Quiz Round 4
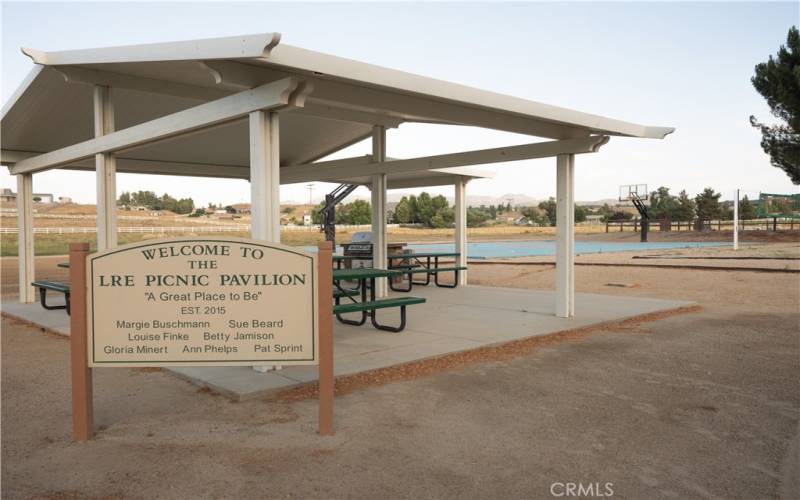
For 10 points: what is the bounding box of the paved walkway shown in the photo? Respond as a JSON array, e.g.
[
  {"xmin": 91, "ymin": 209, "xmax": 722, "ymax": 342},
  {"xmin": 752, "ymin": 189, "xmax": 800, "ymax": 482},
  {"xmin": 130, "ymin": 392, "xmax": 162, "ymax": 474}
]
[{"xmin": 1, "ymin": 286, "xmax": 690, "ymax": 400}]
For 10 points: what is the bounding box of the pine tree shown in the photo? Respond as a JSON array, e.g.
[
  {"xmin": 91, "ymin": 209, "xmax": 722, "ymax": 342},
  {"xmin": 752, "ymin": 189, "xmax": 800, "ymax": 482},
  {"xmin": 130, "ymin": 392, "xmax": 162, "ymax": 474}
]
[
  {"xmin": 751, "ymin": 26, "xmax": 800, "ymax": 184},
  {"xmin": 695, "ymin": 188, "xmax": 722, "ymax": 220},
  {"xmin": 739, "ymin": 195, "xmax": 757, "ymax": 220}
]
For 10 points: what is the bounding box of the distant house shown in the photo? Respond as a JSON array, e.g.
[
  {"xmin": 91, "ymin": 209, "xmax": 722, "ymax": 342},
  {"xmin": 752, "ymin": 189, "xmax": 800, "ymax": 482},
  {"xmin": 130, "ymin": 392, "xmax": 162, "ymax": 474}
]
[
  {"xmin": 57, "ymin": 196, "xmax": 73, "ymax": 204},
  {"xmin": 231, "ymin": 203, "xmax": 251, "ymax": 215},
  {"xmin": 0, "ymin": 189, "xmax": 15, "ymax": 203},
  {"xmin": 3, "ymin": 189, "xmax": 55, "ymax": 203},
  {"xmin": 32, "ymin": 193, "xmax": 54, "ymax": 203},
  {"xmin": 585, "ymin": 214, "xmax": 604, "ymax": 225}
]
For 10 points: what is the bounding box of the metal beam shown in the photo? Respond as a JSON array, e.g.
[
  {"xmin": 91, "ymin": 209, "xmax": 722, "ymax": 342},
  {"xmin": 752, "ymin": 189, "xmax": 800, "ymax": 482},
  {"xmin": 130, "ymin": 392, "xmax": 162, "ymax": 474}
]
[
  {"xmin": 286, "ymin": 104, "xmax": 403, "ymax": 128},
  {"xmin": 281, "ymin": 136, "xmax": 609, "ymax": 184},
  {"xmin": 9, "ymin": 78, "xmax": 307, "ymax": 175},
  {"xmin": 53, "ymin": 65, "xmax": 229, "ymax": 101},
  {"xmin": 3, "ymin": 151, "xmax": 251, "ymax": 179}
]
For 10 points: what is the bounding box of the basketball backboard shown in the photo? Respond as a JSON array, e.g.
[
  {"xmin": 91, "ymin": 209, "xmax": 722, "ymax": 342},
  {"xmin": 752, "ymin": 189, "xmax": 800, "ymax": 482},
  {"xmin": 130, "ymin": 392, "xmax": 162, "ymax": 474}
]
[{"xmin": 619, "ymin": 184, "xmax": 649, "ymax": 202}]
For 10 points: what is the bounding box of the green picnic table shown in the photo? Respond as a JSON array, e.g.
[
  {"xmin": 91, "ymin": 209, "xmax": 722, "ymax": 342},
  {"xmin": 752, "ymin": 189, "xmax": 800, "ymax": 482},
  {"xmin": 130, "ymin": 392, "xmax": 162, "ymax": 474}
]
[
  {"xmin": 387, "ymin": 252, "xmax": 466, "ymax": 291},
  {"xmin": 32, "ymin": 262, "xmax": 71, "ymax": 314},
  {"xmin": 332, "ymin": 267, "xmax": 424, "ymax": 332}
]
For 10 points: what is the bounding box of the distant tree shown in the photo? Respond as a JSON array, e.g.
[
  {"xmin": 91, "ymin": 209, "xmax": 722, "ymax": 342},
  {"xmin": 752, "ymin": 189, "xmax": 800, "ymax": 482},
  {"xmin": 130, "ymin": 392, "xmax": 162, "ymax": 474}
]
[
  {"xmin": 311, "ymin": 201, "xmax": 325, "ymax": 225},
  {"xmin": 720, "ymin": 204, "xmax": 734, "ymax": 221},
  {"xmin": 574, "ymin": 204, "xmax": 588, "ymax": 223},
  {"xmin": 118, "ymin": 192, "xmax": 131, "ymax": 206},
  {"xmin": 674, "ymin": 190, "xmax": 696, "ymax": 222},
  {"xmin": 467, "ymin": 206, "xmax": 491, "ymax": 227},
  {"xmin": 407, "ymin": 195, "xmax": 418, "ymax": 222},
  {"xmin": 432, "ymin": 195, "xmax": 449, "ymax": 212},
  {"xmin": 538, "ymin": 198, "xmax": 557, "ymax": 226},
  {"xmin": 281, "ymin": 206, "xmax": 293, "ymax": 214},
  {"xmin": 597, "ymin": 203, "xmax": 615, "ymax": 222},
  {"xmin": 609, "ymin": 211, "xmax": 633, "ymax": 221},
  {"xmin": 750, "ymin": 26, "xmax": 800, "ymax": 184},
  {"xmin": 649, "ymin": 186, "xmax": 679, "ymax": 220},
  {"xmin": 520, "ymin": 206, "xmax": 545, "ymax": 224},
  {"xmin": 130, "ymin": 190, "xmax": 159, "ymax": 208},
  {"xmin": 174, "ymin": 198, "xmax": 194, "ymax": 215},
  {"xmin": 346, "ymin": 199, "xmax": 372, "ymax": 225},
  {"xmin": 739, "ymin": 195, "xmax": 757, "ymax": 220},
  {"xmin": 415, "ymin": 193, "xmax": 435, "ymax": 226},
  {"xmin": 394, "ymin": 196, "xmax": 413, "ymax": 223},
  {"xmin": 695, "ymin": 188, "xmax": 722, "ymax": 220}
]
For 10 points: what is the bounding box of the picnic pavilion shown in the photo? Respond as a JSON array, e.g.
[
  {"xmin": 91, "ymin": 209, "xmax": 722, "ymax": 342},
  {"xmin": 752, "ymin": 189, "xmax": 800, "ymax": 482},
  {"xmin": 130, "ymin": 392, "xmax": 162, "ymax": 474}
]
[{"xmin": 1, "ymin": 33, "xmax": 673, "ymax": 321}]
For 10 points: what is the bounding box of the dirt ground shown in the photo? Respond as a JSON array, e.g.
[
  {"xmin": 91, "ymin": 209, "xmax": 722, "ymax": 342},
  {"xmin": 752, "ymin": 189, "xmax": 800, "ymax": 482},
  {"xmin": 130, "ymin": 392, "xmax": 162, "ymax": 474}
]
[{"xmin": 2, "ymin": 244, "xmax": 799, "ymax": 499}]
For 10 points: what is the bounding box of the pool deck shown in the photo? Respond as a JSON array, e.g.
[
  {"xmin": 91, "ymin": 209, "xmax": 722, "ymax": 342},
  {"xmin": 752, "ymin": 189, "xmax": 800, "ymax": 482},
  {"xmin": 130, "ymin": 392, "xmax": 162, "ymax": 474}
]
[{"xmin": 1, "ymin": 284, "xmax": 692, "ymax": 400}]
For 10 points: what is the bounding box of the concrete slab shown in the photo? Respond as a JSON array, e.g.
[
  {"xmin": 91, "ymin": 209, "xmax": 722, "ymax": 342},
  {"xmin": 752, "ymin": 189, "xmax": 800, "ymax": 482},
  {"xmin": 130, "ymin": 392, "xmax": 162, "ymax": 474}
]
[
  {"xmin": 1, "ymin": 297, "xmax": 70, "ymax": 334},
  {"xmin": 1, "ymin": 285, "xmax": 692, "ymax": 401}
]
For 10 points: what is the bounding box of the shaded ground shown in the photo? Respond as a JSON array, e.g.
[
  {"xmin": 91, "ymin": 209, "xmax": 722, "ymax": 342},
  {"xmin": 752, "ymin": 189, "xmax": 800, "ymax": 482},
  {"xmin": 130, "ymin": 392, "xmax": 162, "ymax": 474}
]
[{"xmin": 2, "ymin": 248, "xmax": 799, "ymax": 499}]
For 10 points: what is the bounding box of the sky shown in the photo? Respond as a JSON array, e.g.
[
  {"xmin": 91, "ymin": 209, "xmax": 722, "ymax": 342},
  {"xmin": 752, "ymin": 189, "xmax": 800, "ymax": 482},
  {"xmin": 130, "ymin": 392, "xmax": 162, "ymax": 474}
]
[{"xmin": 1, "ymin": 1, "xmax": 798, "ymax": 206}]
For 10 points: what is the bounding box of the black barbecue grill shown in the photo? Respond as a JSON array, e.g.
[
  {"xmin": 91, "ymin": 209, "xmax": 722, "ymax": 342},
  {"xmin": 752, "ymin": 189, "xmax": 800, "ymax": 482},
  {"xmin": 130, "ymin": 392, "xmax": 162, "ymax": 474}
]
[{"xmin": 341, "ymin": 232, "xmax": 374, "ymax": 269}]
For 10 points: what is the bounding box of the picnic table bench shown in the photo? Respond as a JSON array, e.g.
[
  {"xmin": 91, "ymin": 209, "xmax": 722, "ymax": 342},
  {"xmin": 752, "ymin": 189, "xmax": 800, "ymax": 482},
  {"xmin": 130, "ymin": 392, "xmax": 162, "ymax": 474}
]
[
  {"xmin": 387, "ymin": 252, "xmax": 466, "ymax": 292},
  {"xmin": 31, "ymin": 280, "xmax": 71, "ymax": 315},
  {"xmin": 333, "ymin": 267, "xmax": 425, "ymax": 332}
]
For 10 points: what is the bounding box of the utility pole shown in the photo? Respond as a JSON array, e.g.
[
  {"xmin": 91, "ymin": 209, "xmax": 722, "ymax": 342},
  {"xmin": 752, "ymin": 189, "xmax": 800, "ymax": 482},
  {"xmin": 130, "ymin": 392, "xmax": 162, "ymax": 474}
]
[
  {"xmin": 306, "ymin": 184, "xmax": 315, "ymax": 206},
  {"xmin": 734, "ymin": 189, "xmax": 739, "ymax": 250}
]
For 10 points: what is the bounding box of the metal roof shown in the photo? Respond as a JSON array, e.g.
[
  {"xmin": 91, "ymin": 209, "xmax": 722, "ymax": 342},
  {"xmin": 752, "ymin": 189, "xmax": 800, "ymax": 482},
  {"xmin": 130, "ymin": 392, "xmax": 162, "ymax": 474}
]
[{"xmin": 1, "ymin": 33, "xmax": 672, "ymax": 185}]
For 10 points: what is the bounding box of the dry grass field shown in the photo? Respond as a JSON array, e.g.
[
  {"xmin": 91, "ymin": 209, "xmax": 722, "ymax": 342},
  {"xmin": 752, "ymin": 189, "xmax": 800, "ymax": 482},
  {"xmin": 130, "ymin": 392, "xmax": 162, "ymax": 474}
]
[{"xmin": 2, "ymin": 203, "xmax": 798, "ymax": 256}]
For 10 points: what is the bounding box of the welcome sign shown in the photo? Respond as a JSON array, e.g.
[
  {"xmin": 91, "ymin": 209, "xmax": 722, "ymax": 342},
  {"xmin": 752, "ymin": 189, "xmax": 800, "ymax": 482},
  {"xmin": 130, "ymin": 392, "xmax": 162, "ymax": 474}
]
[{"xmin": 87, "ymin": 237, "xmax": 318, "ymax": 367}]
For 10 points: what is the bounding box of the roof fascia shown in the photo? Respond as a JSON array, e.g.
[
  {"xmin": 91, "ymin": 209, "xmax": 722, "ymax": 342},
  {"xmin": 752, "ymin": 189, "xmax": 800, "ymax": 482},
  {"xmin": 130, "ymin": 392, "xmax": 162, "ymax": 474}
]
[{"xmin": 21, "ymin": 33, "xmax": 281, "ymax": 66}]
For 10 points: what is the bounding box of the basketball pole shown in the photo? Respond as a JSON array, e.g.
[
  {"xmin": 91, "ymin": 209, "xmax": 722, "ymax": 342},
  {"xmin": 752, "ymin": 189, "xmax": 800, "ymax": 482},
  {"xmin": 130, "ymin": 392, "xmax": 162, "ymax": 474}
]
[{"xmin": 733, "ymin": 188, "xmax": 739, "ymax": 250}]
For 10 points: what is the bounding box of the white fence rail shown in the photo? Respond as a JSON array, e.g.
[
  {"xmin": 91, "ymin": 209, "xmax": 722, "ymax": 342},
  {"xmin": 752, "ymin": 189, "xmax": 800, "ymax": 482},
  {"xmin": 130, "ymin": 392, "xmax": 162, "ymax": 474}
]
[
  {"xmin": 0, "ymin": 223, "xmax": 398, "ymax": 234},
  {"xmin": 0, "ymin": 226, "xmax": 249, "ymax": 235}
]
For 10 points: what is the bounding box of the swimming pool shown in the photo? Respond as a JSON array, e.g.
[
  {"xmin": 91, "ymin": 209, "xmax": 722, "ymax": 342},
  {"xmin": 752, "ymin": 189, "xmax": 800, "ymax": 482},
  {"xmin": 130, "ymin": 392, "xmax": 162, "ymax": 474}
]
[
  {"xmin": 406, "ymin": 241, "xmax": 728, "ymax": 259},
  {"xmin": 315, "ymin": 240, "xmax": 728, "ymax": 259}
]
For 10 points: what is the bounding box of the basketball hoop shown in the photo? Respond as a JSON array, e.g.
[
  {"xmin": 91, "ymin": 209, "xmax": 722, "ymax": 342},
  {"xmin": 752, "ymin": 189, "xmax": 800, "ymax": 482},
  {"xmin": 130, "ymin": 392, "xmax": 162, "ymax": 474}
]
[{"xmin": 619, "ymin": 184, "xmax": 648, "ymax": 202}]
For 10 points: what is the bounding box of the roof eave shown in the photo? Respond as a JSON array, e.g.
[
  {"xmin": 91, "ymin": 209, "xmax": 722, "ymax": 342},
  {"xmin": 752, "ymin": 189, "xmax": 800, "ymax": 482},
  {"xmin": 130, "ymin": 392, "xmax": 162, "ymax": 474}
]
[{"xmin": 20, "ymin": 32, "xmax": 282, "ymax": 66}]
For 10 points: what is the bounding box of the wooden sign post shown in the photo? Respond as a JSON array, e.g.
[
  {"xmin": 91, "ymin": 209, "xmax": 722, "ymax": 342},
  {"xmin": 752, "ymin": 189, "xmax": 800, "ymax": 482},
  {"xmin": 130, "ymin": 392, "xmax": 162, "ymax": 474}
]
[
  {"xmin": 317, "ymin": 241, "xmax": 334, "ymax": 436},
  {"xmin": 69, "ymin": 242, "xmax": 93, "ymax": 441},
  {"xmin": 67, "ymin": 237, "xmax": 334, "ymax": 441}
]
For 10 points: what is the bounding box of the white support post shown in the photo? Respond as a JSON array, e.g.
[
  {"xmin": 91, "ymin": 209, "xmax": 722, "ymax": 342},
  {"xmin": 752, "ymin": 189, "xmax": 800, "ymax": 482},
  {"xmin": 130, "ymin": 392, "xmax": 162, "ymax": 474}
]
[
  {"xmin": 454, "ymin": 177, "xmax": 468, "ymax": 285},
  {"xmin": 371, "ymin": 126, "xmax": 388, "ymax": 297},
  {"xmin": 94, "ymin": 86, "xmax": 117, "ymax": 250},
  {"xmin": 555, "ymin": 154, "xmax": 575, "ymax": 318},
  {"xmin": 249, "ymin": 111, "xmax": 281, "ymax": 242},
  {"xmin": 16, "ymin": 174, "xmax": 34, "ymax": 303},
  {"xmin": 733, "ymin": 189, "xmax": 739, "ymax": 250},
  {"xmin": 568, "ymin": 156, "xmax": 575, "ymax": 316},
  {"xmin": 249, "ymin": 110, "xmax": 281, "ymax": 373}
]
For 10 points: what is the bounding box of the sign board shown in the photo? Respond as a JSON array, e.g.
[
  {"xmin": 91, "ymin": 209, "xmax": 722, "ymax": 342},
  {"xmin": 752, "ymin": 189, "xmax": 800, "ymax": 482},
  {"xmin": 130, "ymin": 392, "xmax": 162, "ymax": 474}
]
[{"xmin": 87, "ymin": 237, "xmax": 318, "ymax": 367}]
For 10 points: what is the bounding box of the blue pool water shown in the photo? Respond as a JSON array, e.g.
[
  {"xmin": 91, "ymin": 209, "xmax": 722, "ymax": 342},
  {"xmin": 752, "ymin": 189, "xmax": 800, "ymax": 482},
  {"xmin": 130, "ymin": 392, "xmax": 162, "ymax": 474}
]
[
  {"xmin": 312, "ymin": 240, "xmax": 728, "ymax": 259},
  {"xmin": 405, "ymin": 241, "xmax": 728, "ymax": 259}
]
